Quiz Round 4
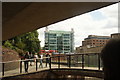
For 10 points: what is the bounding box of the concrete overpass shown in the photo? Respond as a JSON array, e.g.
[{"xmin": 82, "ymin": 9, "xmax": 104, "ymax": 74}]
[{"xmin": 2, "ymin": 2, "xmax": 118, "ymax": 41}]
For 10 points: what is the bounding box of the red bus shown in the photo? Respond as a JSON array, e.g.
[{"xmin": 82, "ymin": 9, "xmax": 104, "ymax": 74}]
[{"xmin": 40, "ymin": 50, "xmax": 57, "ymax": 55}]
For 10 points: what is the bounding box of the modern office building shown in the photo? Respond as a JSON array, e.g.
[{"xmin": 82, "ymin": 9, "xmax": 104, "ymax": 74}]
[
  {"xmin": 44, "ymin": 27, "xmax": 74, "ymax": 54},
  {"xmin": 82, "ymin": 35, "xmax": 111, "ymax": 48}
]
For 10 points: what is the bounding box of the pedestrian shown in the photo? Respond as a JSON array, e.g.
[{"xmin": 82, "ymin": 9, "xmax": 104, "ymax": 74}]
[
  {"xmin": 46, "ymin": 53, "xmax": 50, "ymax": 67},
  {"xmin": 34, "ymin": 53, "xmax": 39, "ymax": 64},
  {"xmin": 39, "ymin": 53, "xmax": 43, "ymax": 68},
  {"xmin": 29, "ymin": 52, "xmax": 34, "ymax": 66},
  {"xmin": 24, "ymin": 51, "xmax": 30, "ymax": 73}
]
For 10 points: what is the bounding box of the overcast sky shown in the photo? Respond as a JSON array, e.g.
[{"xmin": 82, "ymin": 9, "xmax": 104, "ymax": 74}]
[{"xmin": 37, "ymin": 3, "xmax": 118, "ymax": 48}]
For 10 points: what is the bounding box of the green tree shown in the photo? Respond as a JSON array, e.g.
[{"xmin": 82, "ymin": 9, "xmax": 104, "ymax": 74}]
[
  {"xmin": 3, "ymin": 40, "xmax": 13, "ymax": 49},
  {"xmin": 16, "ymin": 41, "xmax": 26, "ymax": 50},
  {"xmin": 2, "ymin": 30, "xmax": 41, "ymax": 53},
  {"xmin": 23, "ymin": 31, "xmax": 40, "ymax": 53}
]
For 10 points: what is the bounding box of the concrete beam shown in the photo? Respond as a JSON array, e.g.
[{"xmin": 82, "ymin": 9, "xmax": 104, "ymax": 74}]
[{"xmin": 2, "ymin": 2, "xmax": 116, "ymax": 41}]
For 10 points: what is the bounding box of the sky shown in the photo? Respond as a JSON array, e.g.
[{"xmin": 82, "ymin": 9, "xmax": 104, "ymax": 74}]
[{"xmin": 37, "ymin": 3, "xmax": 118, "ymax": 48}]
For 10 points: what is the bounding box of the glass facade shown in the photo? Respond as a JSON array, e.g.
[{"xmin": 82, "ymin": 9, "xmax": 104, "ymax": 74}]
[{"xmin": 45, "ymin": 30, "xmax": 74, "ymax": 54}]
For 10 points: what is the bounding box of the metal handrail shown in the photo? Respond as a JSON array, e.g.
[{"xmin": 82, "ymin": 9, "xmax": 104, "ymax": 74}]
[
  {"xmin": 0, "ymin": 53, "xmax": 100, "ymax": 63},
  {"xmin": 1, "ymin": 53, "xmax": 102, "ymax": 77},
  {"xmin": 0, "ymin": 57, "xmax": 50, "ymax": 64}
]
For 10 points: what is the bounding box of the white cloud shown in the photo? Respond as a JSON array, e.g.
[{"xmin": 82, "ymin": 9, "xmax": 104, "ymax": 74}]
[
  {"xmin": 100, "ymin": 3, "xmax": 118, "ymax": 18},
  {"xmin": 37, "ymin": 27, "xmax": 46, "ymax": 47},
  {"xmin": 99, "ymin": 3, "xmax": 118, "ymax": 28},
  {"xmin": 38, "ymin": 3, "xmax": 118, "ymax": 48}
]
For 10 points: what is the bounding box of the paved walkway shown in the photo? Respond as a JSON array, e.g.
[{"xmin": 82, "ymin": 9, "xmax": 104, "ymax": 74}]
[
  {"xmin": 0, "ymin": 62, "xmax": 50, "ymax": 78},
  {"xmin": 0, "ymin": 62, "xmax": 102, "ymax": 78}
]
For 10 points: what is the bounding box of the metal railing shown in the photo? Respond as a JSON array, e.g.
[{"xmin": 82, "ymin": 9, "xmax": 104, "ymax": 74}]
[
  {"xmin": 0, "ymin": 57, "xmax": 50, "ymax": 77},
  {"xmin": 50, "ymin": 53, "xmax": 102, "ymax": 70},
  {"xmin": 0, "ymin": 53, "xmax": 103, "ymax": 77}
]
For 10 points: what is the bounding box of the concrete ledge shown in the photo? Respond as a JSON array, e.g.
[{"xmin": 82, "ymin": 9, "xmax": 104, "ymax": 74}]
[{"xmin": 1, "ymin": 68, "xmax": 103, "ymax": 80}]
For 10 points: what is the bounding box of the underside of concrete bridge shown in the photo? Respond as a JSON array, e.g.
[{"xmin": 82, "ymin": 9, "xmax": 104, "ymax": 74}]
[{"xmin": 2, "ymin": 2, "xmax": 117, "ymax": 41}]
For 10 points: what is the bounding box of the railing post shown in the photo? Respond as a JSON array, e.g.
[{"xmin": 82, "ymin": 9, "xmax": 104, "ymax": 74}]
[
  {"xmin": 68, "ymin": 55, "xmax": 71, "ymax": 68},
  {"xmin": 2, "ymin": 63, "xmax": 4, "ymax": 76},
  {"xmin": 88, "ymin": 54, "xmax": 90, "ymax": 67},
  {"xmin": 20, "ymin": 60, "xmax": 22, "ymax": 73},
  {"xmin": 49, "ymin": 57, "xmax": 51, "ymax": 69},
  {"xmin": 36, "ymin": 59, "xmax": 38, "ymax": 71},
  {"xmin": 98, "ymin": 53, "xmax": 101, "ymax": 70},
  {"xmin": 82, "ymin": 54, "xmax": 84, "ymax": 69},
  {"xmin": 46, "ymin": 57, "xmax": 47, "ymax": 67},
  {"xmin": 58, "ymin": 56, "xmax": 60, "ymax": 68}
]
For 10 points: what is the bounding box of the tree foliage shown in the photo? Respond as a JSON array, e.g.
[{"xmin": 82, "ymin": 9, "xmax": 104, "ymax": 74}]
[
  {"xmin": 2, "ymin": 30, "xmax": 41, "ymax": 53},
  {"xmin": 3, "ymin": 40, "xmax": 13, "ymax": 49}
]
